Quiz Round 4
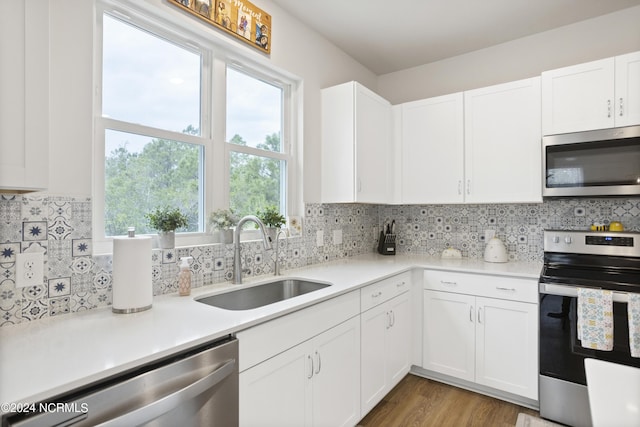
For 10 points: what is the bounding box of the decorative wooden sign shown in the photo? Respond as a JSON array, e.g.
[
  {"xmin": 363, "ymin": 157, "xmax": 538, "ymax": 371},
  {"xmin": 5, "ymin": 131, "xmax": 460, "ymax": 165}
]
[{"xmin": 169, "ymin": 0, "xmax": 271, "ymax": 54}]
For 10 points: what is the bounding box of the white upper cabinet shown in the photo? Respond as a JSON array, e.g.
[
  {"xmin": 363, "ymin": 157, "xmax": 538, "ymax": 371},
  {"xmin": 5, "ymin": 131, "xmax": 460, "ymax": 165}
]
[
  {"xmin": 464, "ymin": 77, "xmax": 542, "ymax": 204},
  {"xmin": 400, "ymin": 93, "xmax": 464, "ymax": 204},
  {"xmin": 542, "ymin": 51, "xmax": 640, "ymax": 135},
  {"xmin": 321, "ymin": 82, "xmax": 392, "ymax": 203},
  {"xmin": 397, "ymin": 78, "xmax": 541, "ymax": 204},
  {"xmin": 615, "ymin": 51, "xmax": 640, "ymax": 128},
  {"xmin": 0, "ymin": 0, "xmax": 49, "ymax": 193}
]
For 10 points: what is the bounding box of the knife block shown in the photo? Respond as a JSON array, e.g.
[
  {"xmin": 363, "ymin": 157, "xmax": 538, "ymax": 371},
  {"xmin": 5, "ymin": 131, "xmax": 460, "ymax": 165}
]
[{"xmin": 377, "ymin": 231, "xmax": 396, "ymax": 255}]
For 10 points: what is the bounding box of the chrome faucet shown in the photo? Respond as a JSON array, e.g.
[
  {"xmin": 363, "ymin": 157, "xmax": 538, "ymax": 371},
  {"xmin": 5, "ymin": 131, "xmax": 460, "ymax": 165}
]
[
  {"xmin": 233, "ymin": 215, "xmax": 272, "ymax": 284},
  {"xmin": 274, "ymin": 229, "xmax": 288, "ymax": 276}
]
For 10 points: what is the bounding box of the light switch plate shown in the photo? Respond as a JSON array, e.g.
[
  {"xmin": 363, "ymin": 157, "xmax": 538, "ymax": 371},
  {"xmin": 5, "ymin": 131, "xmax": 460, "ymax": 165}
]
[
  {"xmin": 16, "ymin": 252, "xmax": 44, "ymax": 288},
  {"xmin": 316, "ymin": 230, "xmax": 324, "ymax": 247},
  {"xmin": 333, "ymin": 229, "xmax": 343, "ymax": 245}
]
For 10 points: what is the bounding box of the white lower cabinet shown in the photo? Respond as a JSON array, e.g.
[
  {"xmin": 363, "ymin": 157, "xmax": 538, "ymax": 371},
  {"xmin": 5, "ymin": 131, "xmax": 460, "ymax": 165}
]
[
  {"xmin": 237, "ymin": 291, "xmax": 360, "ymax": 427},
  {"xmin": 239, "ymin": 313, "xmax": 360, "ymax": 427},
  {"xmin": 360, "ymin": 272, "xmax": 412, "ymax": 417},
  {"xmin": 422, "ymin": 271, "xmax": 538, "ymax": 401}
]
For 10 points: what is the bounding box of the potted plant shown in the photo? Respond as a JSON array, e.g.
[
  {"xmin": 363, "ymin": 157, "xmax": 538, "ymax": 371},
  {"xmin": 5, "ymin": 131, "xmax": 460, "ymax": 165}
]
[
  {"xmin": 145, "ymin": 206, "xmax": 189, "ymax": 249},
  {"xmin": 208, "ymin": 209, "xmax": 238, "ymax": 244},
  {"xmin": 257, "ymin": 205, "xmax": 286, "ymax": 241}
]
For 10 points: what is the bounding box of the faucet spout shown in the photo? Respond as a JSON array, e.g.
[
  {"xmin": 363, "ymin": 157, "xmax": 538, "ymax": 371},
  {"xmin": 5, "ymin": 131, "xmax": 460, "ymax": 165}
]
[{"xmin": 233, "ymin": 215, "xmax": 272, "ymax": 284}]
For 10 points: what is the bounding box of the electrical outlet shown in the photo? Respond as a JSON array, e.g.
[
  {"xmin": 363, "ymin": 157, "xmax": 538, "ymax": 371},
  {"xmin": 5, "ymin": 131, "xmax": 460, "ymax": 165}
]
[
  {"xmin": 316, "ymin": 230, "xmax": 324, "ymax": 247},
  {"xmin": 16, "ymin": 252, "xmax": 44, "ymax": 288},
  {"xmin": 333, "ymin": 229, "xmax": 343, "ymax": 245}
]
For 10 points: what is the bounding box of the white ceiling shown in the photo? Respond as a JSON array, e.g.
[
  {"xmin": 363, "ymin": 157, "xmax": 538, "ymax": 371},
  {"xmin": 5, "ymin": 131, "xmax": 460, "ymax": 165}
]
[{"xmin": 270, "ymin": 0, "xmax": 640, "ymax": 75}]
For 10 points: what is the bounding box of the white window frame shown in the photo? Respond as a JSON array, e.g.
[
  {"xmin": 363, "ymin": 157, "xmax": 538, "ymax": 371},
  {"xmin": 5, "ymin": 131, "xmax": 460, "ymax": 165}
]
[{"xmin": 93, "ymin": 0, "xmax": 301, "ymax": 255}]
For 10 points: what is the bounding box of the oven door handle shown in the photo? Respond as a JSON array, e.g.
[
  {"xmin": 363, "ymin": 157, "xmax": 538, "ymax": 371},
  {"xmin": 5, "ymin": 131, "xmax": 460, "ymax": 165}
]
[{"xmin": 540, "ymin": 282, "xmax": 629, "ymax": 303}]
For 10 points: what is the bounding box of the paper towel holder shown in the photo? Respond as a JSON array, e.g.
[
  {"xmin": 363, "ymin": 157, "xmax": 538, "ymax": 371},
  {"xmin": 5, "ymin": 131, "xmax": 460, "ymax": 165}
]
[{"xmin": 112, "ymin": 227, "xmax": 153, "ymax": 314}]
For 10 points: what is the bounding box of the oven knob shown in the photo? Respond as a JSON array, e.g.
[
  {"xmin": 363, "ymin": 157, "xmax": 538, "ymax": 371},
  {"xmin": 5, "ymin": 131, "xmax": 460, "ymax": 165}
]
[
  {"xmin": 564, "ymin": 236, "xmax": 572, "ymax": 244},
  {"xmin": 552, "ymin": 236, "xmax": 560, "ymax": 244}
]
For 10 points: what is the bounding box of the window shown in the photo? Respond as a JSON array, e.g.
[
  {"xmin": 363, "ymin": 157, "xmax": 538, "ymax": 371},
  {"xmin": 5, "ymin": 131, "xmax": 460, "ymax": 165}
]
[
  {"xmin": 226, "ymin": 68, "xmax": 288, "ymax": 218},
  {"xmin": 94, "ymin": 4, "xmax": 297, "ymax": 251}
]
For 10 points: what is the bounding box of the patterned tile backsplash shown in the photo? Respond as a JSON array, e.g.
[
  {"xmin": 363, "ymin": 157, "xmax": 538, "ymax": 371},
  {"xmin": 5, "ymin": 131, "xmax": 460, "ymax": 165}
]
[{"xmin": 1, "ymin": 194, "xmax": 640, "ymax": 327}]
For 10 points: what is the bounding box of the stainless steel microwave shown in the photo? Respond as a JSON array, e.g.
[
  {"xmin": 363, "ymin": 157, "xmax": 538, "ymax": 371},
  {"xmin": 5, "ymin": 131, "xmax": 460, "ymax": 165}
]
[{"xmin": 543, "ymin": 125, "xmax": 640, "ymax": 197}]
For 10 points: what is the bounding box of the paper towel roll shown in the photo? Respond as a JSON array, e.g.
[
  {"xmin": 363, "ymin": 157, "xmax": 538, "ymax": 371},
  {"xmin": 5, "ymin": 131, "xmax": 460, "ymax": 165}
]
[{"xmin": 112, "ymin": 235, "xmax": 152, "ymax": 314}]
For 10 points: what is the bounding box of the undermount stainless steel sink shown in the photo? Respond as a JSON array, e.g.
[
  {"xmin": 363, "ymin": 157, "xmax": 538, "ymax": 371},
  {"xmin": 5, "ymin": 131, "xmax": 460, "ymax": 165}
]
[{"xmin": 196, "ymin": 279, "xmax": 331, "ymax": 310}]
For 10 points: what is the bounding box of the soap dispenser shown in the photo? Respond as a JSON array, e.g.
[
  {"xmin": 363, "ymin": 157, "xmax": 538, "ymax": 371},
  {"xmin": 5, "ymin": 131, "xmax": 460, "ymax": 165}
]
[{"xmin": 178, "ymin": 256, "xmax": 193, "ymax": 296}]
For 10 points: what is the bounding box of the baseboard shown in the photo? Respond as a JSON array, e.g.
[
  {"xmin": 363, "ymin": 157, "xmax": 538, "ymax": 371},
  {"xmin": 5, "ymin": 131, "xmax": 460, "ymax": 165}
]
[{"xmin": 410, "ymin": 366, "xmax": 540, "ymax": 411}]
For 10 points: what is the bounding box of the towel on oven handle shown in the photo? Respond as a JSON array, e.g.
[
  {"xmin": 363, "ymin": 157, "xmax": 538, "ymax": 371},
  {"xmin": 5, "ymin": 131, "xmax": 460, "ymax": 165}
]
[
  {"xmin": 629, "ymin": 293, "xmax": 640, "ymax": 358},
  {"xmin": 577, "ymin": 288, "xmax": 614, "ymax": 351}
]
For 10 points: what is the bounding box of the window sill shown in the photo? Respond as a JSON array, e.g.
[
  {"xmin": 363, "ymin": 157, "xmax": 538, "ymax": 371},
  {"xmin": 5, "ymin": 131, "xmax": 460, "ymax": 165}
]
[{"xmin": 93, "ymin": 230, "xmax": 294, "ymax": 256}]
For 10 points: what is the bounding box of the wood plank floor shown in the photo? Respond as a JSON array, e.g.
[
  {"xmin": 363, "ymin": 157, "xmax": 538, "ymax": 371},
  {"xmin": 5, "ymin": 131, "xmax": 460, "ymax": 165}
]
[{"xmin": 358, "ymin": 374, "xmax": 540, "ymax": 427}]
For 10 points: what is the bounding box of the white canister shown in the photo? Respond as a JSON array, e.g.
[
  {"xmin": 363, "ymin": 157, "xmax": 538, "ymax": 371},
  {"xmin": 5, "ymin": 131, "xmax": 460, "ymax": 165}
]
[{"xmin": 112, "ymin": 233, "xmax": 152, "ymax": 313}]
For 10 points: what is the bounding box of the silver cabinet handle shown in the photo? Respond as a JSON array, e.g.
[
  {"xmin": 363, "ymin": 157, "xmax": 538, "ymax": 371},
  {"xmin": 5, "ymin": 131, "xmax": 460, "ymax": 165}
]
[
  {"xmin": 458, "ymin": 180, "xmax": 462, "ymax": 195},
  {"xmin": 96, "ymin": 359, "xmax": 235, "ymax": 427},
  {"xmin": 608, "ymin": 99, "xmax": 611, "ymax": 118},
  {"xmin": 620, "ymin": 97, "xmax": 624, "ymax": 117},
  {"xmin": 496, "ymin": 286, "xmax": 516, "ymax": 292},
  {"xmin": 390, "ymin": 310, "xmax": 395, "ymax": 327},
  {"xmin": 386, "ymin": 311, "xmax": 392, "ymax": 329},
  {"xmin": 441, "ymin": 280, "xmax": 457, "ymax": 287},
  {"xmin": 372, "ymin": 291, "xmax": 382, "ymax": 298},
  {"xmin": 466, "ymin": 179, "xmax": 471, "ymax": 195},
  {"xmin": 307, "ymin": 354, "xmax": 314, "ymax": 379},
  {"xmin": 469, "ymin": 305, "xmax": 473, "ymax": 322},
  {"xmin": 315, "ymin": 351, "xmax": 321, "ymax": 375},
  {"xmin": 397, "ymin": 281, "xmax": 406, "ymax": 288},
  {"xmin": 478, "ymin": 307, "xmax": 483, "ymax": 324}
]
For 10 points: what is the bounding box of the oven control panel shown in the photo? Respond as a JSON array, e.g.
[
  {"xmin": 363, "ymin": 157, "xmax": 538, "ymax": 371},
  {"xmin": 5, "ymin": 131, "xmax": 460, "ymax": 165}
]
[{"xmin": 544, "ymin": 230, "xmax": 640, "ymax": 257}]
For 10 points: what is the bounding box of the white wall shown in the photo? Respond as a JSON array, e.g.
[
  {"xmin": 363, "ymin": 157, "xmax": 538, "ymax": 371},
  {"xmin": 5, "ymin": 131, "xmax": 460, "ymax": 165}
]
[
  {"xmin": 44, "ymin": 2, "xmax": 640, "ymax": 201},
  {"xmin": 377, "ymin": 5, "xmax": 640, "ymax": 104},
  {"xmin": 45, "ymin": 0, "xmax": 376, "ymax": 204}
]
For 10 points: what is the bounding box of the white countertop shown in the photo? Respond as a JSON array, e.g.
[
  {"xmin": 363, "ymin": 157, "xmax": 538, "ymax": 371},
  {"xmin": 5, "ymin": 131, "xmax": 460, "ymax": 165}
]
[{"xmin": 0, "ymin": 254, "xmax": 541, "ymax": 406}]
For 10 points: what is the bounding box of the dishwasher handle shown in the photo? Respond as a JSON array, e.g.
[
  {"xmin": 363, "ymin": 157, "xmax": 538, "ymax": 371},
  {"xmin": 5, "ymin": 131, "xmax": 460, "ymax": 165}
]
[{"xmin": 96, "ymin": 358, "xmax": 235, "ymax": 427}]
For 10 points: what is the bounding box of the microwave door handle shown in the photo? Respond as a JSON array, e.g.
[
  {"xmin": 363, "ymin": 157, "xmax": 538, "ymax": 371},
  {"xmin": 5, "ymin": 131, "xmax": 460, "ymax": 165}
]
[
  {"xmin": 95, "ymin": 358, "xmax": 235, "ymax": 427},
  {"xmin": 540, "ymin": 283, "xmax": 629, "ymax": 303}
]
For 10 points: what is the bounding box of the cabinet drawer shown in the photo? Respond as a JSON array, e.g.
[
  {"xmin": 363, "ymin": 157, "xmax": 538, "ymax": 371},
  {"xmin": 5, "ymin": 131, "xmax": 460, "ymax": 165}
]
[
  {"xmin": 361, "ymin": 271, "xmax": 411, "ymax": 312},
  {"xmin": 423, "ymin": 270, "xmax": 537, "ymax": 304},
  {"xmin": 237, "ymin": 290, "xmax": 360, "ymax": 372}
]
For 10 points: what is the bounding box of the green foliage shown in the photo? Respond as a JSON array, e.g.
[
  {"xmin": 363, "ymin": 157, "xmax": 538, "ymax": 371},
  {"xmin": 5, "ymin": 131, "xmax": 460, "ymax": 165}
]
[
  {"xmin": 229, "ymin": 133, "xmax": 282, "ymax": 218},
  {"xmin": 105, "ymin": 130, "xmax": 200, "ymax": 236},
  {"xmin": 257, "ymin": 205, "xmax": 286, "ymax": 228},
  {"xmin": 208, "ymin": 209, "xmax": 239, "ymax": 230},
  {"xmin": 105, "ymin": 128, "xmax": 283, "ymax": 237},
  {"xmin": 145, "ymin": 206, "xmax": 189, "ymax": 232}
]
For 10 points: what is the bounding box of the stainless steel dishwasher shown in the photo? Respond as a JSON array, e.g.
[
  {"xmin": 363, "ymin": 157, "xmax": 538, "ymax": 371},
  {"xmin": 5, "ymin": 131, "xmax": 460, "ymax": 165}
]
[{"xmin": 2, "ymin": 335, "xmax": 238, "ymax": 427}]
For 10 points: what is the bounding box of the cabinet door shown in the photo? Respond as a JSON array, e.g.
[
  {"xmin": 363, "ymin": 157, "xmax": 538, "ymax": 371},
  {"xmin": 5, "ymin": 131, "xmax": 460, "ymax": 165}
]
[
  {"xmin": 386, "ymin": 292, "xmax": 411, "ymax": 387},
  {"xmin": 423, "ymin": 290, "xmax": 475, "ymax": 382},
  {"xmin": 464, "ymin": 77, "xmax": 542, "ymax": 203},
  {"xmin": 360, "ymin": 302, "xmax": 388, "ymax": 416},
  {"xmin": 0, "ymin": 0, "xmax": 49, "ymax": 192},
  {"xmin": 355, "ymin": 83, "xmax": 392, "ymax": 203},
  {"xmin": 312, "ymin": 317, "xmax": 360, "ymax": 427},
  {"xmin": 321, "ymin": 83, "xmax": 355, "ymax": 202},
  {"xmin": 615, "ymin": 51, "xmax": 640, "ymax": 127},
  {"xmin": 401, "ymin": 93, "xmax": 464, "ymax": 203},
  {"xmin": 542, "ymin": 58, "xmax": 615, "ymax": 134},
  {"xmin": 239, "ymin": 341, "xmax": 312, "ymax": 427},
  {"xmin": 475, "ymin": 297, "xmax": 538, "ymax": 400}
]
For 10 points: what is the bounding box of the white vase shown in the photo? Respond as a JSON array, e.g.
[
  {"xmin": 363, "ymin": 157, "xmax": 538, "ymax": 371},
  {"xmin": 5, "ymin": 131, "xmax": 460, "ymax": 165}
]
[
  {"xmin": 214, "ymin": 229, "xmax": 234, "ymax": 244},
  {"xmin": 158, "ymin": 231, "xmax": 175, "ymax": 249}
]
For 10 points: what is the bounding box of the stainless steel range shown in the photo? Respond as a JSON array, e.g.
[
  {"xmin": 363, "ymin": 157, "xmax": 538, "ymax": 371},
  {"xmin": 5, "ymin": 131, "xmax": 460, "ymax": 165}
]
[{"xmin": 539, "ymin": 230, "xmax": 640, "ymax": 427}]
